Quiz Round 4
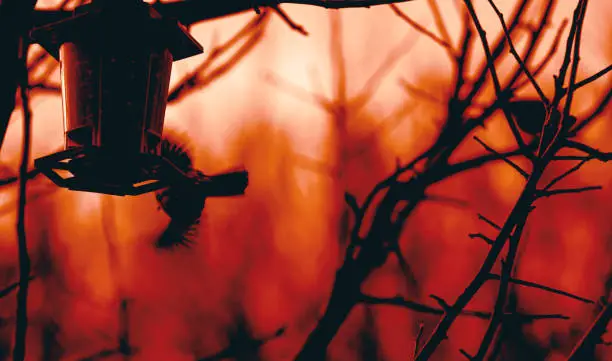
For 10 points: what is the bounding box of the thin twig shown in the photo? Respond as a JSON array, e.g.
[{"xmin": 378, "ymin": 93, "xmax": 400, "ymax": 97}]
[
  {"xmin": 414, "ymin": 322, "xmax": 425, "ymax": 359},
  {"xmin": 167, "ymin": 11, "xmax": 269, "ymax": 103},
  {"xmin": 463, "ymin": 0, "xmax": 526, "ymax": 151},
  {"xmin": 562, "ymin": 140, "xmax": 612, "ymax": 161},
  {"xmin": 574, "ymin": 64, "xmax": 612, "ymax": 89},
  {"xmin": 0, "ymin": 168, "xmax": 41, "ymax": 187},
  {"xmin": 472, "ymin": 222, "xmax": 524, "ymax": 360},
  {"xmin": 486, "ymin": 0, "xmax": 549, "ymax": 105},
  {"xmin": 566, "ymin": 302, "xmax": 612, "ymax": 360},
  {"xmin": 536, "ymin": 185, "xmax": 601, "ymax": 198},
  {"xmin": 389, "ymin": 4, "xmax": 453, "ymax": 51},
  {"xmin": 473, "ymin": 136, "xmax": 529, "ymax": 178},
  {"xmin": 562, "ymin": 0, "xmax": 588, "ymax": 120},
  {"xmin": 13, "ymin": 35, "xmax": 33, "ymax": 361},
  {"xmin": 0, "ymin": 277, "xmax": 34, "ymax": 299},
  {"xmin": 426, "ymin": 0, "xmax": 452, "ymax": 53},
  {"xmin": 360, "ymin": 294, "xmax": 569, "ymax": 322},
  {"xmin": 469, "ymin": 233, "xmax": 494, "ymax": 245},
  {"xmin": 570, "ymin": 88, "xmax": 612, "ymax": 134},
  {"xmin": 477, "ymin": 213, "xmax": 502, "ymax": 230},
  {"xmin": 271, "ymin": 5, "xmax": 308, "ymax": 35},
  {"xmin": 414, "ymin": 2, "xmax": 589, "ymax": 359},
  {"xmin": 542, "ymin": 155, "xmax": 593, "ymax": 190},
  {"xmin": 487, "ymin": 274, "xmax": 594, "ymax": 304},
  {"xmin": 399, "ymin": 79, "xmax": 446, "ymax": 104},
  {"xmin": 513, "ymin": 19, "xmax": 568, "ymax": 90}
]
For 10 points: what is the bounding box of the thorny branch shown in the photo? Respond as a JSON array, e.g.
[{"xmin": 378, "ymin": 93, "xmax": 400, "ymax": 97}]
[
  {"xmin": 470, "ymin": 220, "xmax": 526, "ymax": 361},
  {"xmin": 293, "ymin": 0, "xmax": 603, "ymax": 360},
  {"xmin": 359, "ymin": 293, "xmax": 569, "ymax": 321},
  {"xmin": 412, "ymin": 1, "xmax": 610, "ymax": 360}
]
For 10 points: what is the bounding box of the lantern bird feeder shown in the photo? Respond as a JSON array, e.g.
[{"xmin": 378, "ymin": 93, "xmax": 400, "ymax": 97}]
[{"xmin": 29, "ymin": 0, "xmax": 248, "ymax": 198}]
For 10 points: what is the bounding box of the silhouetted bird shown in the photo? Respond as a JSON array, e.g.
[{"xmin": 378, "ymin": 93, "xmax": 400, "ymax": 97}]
[
  {"xmin": 154, "ymin": 135, "xmax": 248, "ymax": 248},
  {"xmin": 508, "ymin": 99, "xmax": 551, "ymax": 135},
  {"xmin": 508, "ymin": 99, "xmax": 576, "ymax": 155}
]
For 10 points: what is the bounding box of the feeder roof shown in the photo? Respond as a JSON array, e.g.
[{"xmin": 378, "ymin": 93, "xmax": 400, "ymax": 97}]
[{"xmin": 30, "ymin": 1, "xmax": 203, "ymax": 61}]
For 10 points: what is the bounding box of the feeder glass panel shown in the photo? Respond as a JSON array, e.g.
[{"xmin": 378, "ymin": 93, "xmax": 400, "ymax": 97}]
[
  {"xmin": 144, "ymin": 48, "xmax": 173, "ymax": 153},
  {"xmin": 58, "ymin": 35, "xmax": 173, "ymax": 156},
  {"xmin": 60, "ymin": 42, "xmax": 98, "ymax": 149}
]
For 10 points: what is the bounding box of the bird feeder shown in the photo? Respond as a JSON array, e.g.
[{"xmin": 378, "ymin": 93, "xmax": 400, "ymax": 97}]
[{"xmin": 30, "ymin": 0, "xmax": 204, "ymax": 195}]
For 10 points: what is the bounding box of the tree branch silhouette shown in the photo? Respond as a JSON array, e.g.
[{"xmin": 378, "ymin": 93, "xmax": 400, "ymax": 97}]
[
  {"xmin": 566, "ymin": 301, "xmax": 612, "ymax": 360},
  {"xmin": 32, "ymin": 0, "xmax": 421, "ymax": 31},
  {"xmin": 168, "ymin": 9, "xmax": 271, "ymax": 103},
  {"xmin": 13, "ymin": 33, "xmax": 34, "ymax": 361},
  {"xmin": 413, "ymin": 1, "xmax": 606, "ymax": 360},
  {"xmin": 2, "ymin": 0, "xmax": 610, "ymax": 359},
  {"xmin": 292, "ymin": 0, "xmax": 582, "ymax": 359}
]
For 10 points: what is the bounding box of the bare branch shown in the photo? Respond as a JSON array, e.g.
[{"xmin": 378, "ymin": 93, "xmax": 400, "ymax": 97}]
[
  {"xmin": 566, "ymin": 302, "xmax": 612, "ymax": 360},
  {"xmin": 562, "ymin": 0, "xmax": 588, "ymax": 120},
  {"xmin": 486, "ymin": 0, "xmax": 549, "ymax": 105},
  {"xmin": 463, "ymin": 0, "xmax": 526, "ymax": 150},
  {"xmin": 399, "ymin": 79, "xmax": 446, "ymax": 104},
  {"xmin": 473, "ymin": 136, "xmax": 529, "ymax": 178},
  {"xmin": 477, "ymin": 213, "xmax": 501, "ymax": 231},
  {"xmin": 168, "ymin": 11, "xmax": 269, "ymax": 103},
  {"xmin": 344, "ymin": 192, "xmax": 360, "ymax": 216},
  {"xmin": 271, "ymin": 5, "xmax": 308, "ymax": 35},
  {"xmin": 426, "ymin": 0, "xmax": 452, "ymax": 53},
  {"xmin": 552, "ymin": 155, "xmax": 591, "ymax": 161},
  {"xmin": 0, "ymin": 277, "xmax": 34, "ymax": 299},
  {"xmin": 14, "ymin": 34, "xmax": 33, "ymax": 361},
  {"xmin": 562, "ymin": 140, "xmax": 612, "ymax": 161},
  {"xmin": 536, "ymin": 185, "xmax": 602, "ymax": 198},
  {"xmin": 469, "ymin": 233, "xmax": 494, "ymax": 245},
  {"xmin": 362, "ymin": 294, "xmax": 566, "ymax": 322},
  {"xmin": 459, "ymin": 349, "xmax": 474, "ymax": 360},
  {"xmin": 389, "ymin": 4, "xmax": 453, "ymax": 51},
  {"xmin": 543, "ymin": 155, "xmax": 594, "ymax": 191},
  {"xmin": 33, "ymin": 0, "xmax": 422, "ymax": 30},
  {"xmin": 473, "ymin": 221, "xmax": 524, "ymax": 360},
  {"xmin": 263, "ymin": 71, "xmax": 331, "ymax": 109},
  {"xmin": 414, "ymin": 322, "xmax": 425, "ymax": 360},
  {"xmin": 513, "ymin": 19, "xmax": 568, "ymax": 91},
  {"xmin": 570, "ymin": 87, "xmax": 612, "ymax": 134},
  {"xmin": 487, "ymin": 274, "xmax": 595, "ymax": 304},
  {"xmin": 360, "ymin": 294, "xmax": 459, "ymax": 317},
  {"xmin": 0, "ymin": 168, "xmax": 41, "ymax": 187},
  {"xmin": 575, "ymin": 64, "xmax": 612, "ymax": 89}
]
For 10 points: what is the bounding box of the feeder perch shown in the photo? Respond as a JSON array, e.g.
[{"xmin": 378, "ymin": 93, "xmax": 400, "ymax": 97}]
[{"xmin": 29, "ymin": 0, "xmax": 227, "ymax": 196}]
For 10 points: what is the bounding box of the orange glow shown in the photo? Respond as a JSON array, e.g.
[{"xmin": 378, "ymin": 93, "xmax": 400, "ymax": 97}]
[{"xmin": 0, "ymin": 0, "xmax": 611, "ymax": 360}]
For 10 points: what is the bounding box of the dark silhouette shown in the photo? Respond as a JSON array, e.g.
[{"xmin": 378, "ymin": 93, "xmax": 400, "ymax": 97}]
[
  {"xmin": 0, "ymin": 0, "xmax": 610, "ymax": 361},
  {"xmin": 155, "ymin": 134, "xmax": 248, "ymax": 248}
]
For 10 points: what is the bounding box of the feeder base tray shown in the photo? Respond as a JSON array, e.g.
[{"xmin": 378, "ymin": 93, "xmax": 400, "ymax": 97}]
[{"xmin": 34, "ymin": 146, "xmax": 187, "ymax": 196}]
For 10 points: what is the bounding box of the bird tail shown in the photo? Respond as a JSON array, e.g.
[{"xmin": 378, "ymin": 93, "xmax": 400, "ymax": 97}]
[{"xmin": 199, "ymin": 170, "xmax": 248, "ymax": 197}]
